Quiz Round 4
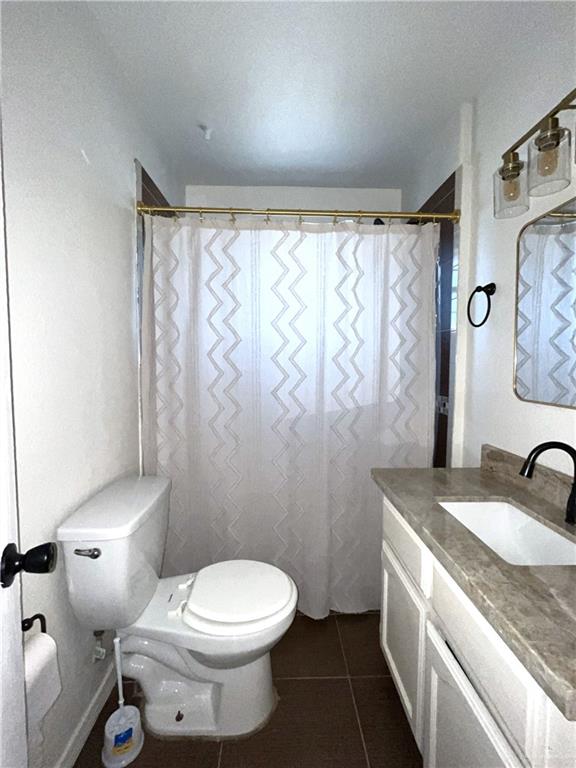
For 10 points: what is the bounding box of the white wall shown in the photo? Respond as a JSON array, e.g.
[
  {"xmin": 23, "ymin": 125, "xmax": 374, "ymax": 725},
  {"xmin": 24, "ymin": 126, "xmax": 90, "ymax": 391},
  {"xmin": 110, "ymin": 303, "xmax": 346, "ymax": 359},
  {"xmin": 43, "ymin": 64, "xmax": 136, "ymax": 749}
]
[
  {"xmin": 464, "ymin": 58, "xmax": 576, "ymax": 474},
  {"xmin": 2, "ymin": 4, "xmax": 180, "ymax": 766},
  {"xmin": 186, "ymin": 184, "xmax": 401, "ymax": 215},
  {"xmin": 403, "ymin": 12, "xmax": 576, "ymax": 474},
  {"xmin": 402, "ymin": 115, "xmax": 461, "ymax": 212}
]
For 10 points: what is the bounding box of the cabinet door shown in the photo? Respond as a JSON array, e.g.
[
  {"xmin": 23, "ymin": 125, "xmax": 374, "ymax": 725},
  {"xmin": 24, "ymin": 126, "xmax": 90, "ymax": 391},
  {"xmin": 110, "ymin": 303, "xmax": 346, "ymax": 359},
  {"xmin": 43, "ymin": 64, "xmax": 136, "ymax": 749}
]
[
  {"xmin": 381, "ymin": 540, "xmax": 426, "ymax": 748},
  {"xmin": 424, "ymin": 622, "xmax": 523, "ymax": 768}
]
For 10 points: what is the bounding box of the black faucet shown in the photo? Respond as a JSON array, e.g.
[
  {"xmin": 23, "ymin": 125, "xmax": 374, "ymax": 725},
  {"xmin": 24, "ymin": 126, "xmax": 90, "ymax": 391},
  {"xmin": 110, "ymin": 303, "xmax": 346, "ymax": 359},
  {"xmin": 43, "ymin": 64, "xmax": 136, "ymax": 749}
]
[{"xmin": 519, "ymin": 441, "xmax": 576, "ymax": 525}]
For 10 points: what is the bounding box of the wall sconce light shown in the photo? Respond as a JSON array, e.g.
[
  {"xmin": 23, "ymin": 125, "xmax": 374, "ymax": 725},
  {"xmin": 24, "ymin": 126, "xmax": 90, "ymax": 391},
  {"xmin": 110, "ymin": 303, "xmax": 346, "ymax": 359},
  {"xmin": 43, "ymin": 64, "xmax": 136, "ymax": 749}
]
[
  {"xmin": 493, "ymin": 151, "xmax": 528, "ymax": 219},
  {"xmin": 528, "ymin": 117, "xmax": 571, "ymax": 196},
  {"xmin": 493, "ymin": 87, "xmax": 576, "ymax": 219}
]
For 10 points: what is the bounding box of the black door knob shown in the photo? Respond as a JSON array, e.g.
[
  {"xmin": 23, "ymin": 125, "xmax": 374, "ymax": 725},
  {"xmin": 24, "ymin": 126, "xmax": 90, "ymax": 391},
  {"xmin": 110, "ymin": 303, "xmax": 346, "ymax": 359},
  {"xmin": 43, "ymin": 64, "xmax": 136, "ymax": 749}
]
[{"xmin": 1, "ymin": 542, "xmax": 58, "ymax": 588}]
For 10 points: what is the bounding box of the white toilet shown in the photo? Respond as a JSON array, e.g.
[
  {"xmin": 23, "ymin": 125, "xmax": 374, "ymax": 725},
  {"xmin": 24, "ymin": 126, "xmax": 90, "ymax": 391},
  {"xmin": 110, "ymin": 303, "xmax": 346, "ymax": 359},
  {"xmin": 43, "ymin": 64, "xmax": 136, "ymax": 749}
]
[{"xmin": 57, "ymin": 475, "xmax": 297, "ymax": 738}]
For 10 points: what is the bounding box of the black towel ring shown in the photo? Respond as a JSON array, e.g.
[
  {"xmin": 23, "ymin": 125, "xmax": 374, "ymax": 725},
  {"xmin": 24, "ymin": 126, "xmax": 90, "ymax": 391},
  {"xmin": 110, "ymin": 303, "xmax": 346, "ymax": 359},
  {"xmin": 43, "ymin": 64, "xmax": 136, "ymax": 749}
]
[{"xmin": 467, "ymin": 283, "xmax": 496, "ymax": 328}]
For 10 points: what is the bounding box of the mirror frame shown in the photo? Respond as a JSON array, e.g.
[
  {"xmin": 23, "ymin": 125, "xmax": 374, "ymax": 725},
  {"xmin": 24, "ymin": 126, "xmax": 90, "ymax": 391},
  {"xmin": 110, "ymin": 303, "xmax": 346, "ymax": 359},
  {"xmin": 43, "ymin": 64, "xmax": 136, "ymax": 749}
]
[{"xmin": 513, "ymin": 196, "xmax": 576, "ymax": 410}]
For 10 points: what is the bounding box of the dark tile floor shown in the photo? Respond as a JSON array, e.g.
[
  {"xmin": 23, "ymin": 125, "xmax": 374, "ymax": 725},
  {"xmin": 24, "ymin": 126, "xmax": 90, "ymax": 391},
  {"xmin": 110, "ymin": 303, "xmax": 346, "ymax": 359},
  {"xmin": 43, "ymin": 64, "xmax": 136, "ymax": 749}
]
[{"xmin": 74, "ymin": 613, "xmax": 422, "ymax": 768}]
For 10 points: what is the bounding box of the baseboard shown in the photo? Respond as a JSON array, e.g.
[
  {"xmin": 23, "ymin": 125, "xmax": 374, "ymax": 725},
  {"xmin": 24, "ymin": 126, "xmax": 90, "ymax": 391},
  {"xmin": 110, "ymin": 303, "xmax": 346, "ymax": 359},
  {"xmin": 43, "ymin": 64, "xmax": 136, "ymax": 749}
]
[{"xmin": 56, "ymin": 663, "xmax": 115, "ymax": 768}]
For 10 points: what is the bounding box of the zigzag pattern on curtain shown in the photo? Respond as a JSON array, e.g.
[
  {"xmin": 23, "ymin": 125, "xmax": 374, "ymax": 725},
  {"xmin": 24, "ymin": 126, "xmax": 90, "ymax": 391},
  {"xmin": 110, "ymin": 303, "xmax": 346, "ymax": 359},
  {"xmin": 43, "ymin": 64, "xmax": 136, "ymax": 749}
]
[{"xmin": 142, "ymin": 217, "xmax": 438, "ymax": 617}]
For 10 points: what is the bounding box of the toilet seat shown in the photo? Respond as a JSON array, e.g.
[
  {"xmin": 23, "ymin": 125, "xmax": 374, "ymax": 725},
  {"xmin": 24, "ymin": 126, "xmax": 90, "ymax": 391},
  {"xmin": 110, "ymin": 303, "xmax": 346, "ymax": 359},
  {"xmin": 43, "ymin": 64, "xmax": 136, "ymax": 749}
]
[
  {"xmin": 124, "ymin": 568, "xmax": 298, "ymax": 647},
  {"xmin": 183, "ymin": 560, "xmax": 296, "ymax": 637}
]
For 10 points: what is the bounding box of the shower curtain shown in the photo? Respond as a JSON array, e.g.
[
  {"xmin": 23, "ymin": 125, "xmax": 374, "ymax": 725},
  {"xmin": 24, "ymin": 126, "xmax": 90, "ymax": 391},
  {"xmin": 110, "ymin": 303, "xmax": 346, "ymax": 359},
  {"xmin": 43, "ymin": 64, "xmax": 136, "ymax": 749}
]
[{"xmin": 141, "ymin": 215, "xmax": 438, "ymax": 617}]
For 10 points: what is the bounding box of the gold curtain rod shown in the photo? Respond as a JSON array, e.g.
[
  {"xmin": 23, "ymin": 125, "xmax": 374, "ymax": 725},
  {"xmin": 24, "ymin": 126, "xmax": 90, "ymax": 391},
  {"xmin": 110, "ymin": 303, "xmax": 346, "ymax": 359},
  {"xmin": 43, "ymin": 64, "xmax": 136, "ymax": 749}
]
[{"xmin": 136, "ymin": 202, "xmax": 460, "ymax": 223}]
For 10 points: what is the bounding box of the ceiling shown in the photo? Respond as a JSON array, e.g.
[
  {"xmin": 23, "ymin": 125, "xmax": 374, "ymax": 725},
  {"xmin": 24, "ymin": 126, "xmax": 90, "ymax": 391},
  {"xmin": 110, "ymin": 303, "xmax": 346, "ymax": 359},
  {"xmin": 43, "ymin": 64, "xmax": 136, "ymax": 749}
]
[{"xmin": 87, "ymin": 1, "xmax": 572, "ymax": 190}]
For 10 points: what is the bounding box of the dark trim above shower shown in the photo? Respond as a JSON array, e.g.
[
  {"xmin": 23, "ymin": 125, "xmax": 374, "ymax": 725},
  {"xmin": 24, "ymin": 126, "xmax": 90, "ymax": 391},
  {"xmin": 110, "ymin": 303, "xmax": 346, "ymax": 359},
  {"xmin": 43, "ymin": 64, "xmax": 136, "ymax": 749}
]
[{"xmin": 418, "ymin": 173, "xmax": 457, "ymax": 469}]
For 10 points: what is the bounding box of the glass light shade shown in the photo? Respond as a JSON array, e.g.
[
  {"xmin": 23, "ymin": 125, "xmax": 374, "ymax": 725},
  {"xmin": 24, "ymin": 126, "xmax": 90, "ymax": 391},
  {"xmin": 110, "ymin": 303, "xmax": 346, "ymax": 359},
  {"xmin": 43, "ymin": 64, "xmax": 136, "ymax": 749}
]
[
  {"xmin": 528, "ymin": 122, "xmax": 571, "ymax": 197},
  {"xmin": 493, "ymin": 163, "xmax": 529, "ymax": 219}
]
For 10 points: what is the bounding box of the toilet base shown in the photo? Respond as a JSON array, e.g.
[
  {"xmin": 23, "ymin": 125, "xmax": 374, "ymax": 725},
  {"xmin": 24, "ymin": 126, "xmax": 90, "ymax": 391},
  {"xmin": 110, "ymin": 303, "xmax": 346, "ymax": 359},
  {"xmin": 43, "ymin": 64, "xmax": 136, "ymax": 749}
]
[
  {"xmin": 121, "ymin": 638, "xmax": 277, "ymax": 738},
  {"xmin": 142, "ymin": 689, "xmax": 279, "ymax": 742}
]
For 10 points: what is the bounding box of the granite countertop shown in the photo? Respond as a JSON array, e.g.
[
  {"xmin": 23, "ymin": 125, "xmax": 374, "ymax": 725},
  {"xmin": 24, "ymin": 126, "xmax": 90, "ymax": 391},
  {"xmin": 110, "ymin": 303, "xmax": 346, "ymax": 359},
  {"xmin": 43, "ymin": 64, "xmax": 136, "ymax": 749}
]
[{"xmin": 371, "ymin": 465, "xmax": 576, "ymax": 720}]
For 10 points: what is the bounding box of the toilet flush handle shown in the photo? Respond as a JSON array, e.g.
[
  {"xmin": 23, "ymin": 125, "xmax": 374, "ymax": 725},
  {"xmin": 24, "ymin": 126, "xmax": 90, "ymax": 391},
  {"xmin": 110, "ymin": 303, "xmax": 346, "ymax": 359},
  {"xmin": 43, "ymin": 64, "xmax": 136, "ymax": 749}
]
[{"xmin": 74, "ymin": 547, "xmax": 101, "ymax": 559}]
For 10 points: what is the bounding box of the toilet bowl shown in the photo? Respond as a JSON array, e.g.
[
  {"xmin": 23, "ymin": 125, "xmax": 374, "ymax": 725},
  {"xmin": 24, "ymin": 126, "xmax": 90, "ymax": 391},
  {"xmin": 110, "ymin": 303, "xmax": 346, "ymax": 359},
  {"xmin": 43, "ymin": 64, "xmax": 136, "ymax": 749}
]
[
  {"xmin": 57, "ymin": 476, "xmax": 298, "ymax": 738},
  {"xmin": 119, "ymin": 565, "xmax": 297, "ymax": 737}
]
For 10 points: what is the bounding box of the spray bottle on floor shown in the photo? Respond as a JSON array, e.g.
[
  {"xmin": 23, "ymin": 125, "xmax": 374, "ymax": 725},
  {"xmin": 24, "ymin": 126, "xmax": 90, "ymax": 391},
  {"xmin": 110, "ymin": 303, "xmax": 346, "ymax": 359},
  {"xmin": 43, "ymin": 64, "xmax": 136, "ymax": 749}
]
[{"xmin": 101, "ymin": 636, "xmax": 144, "ymax": 768}]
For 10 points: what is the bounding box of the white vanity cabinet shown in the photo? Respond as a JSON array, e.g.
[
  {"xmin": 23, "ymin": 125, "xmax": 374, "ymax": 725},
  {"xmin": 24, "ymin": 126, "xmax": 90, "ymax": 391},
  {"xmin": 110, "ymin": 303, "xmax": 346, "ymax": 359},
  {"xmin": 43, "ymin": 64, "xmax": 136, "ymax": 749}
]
[
  {"xmin": 381, "ymin": 540, "xmax": 427, "ymax": 746},
  {"xmin": 424, "ymin": 621, "xmax": 523, "ymax": 768},
  {"xmin": 380, "ymin": 496, "xmax": 576, "ymax": 768}
]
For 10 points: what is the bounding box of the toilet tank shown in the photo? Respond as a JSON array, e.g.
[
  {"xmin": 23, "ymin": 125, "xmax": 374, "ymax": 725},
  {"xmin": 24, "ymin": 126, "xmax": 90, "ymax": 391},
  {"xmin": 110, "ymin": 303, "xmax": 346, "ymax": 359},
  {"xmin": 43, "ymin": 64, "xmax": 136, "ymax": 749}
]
[{"xmin": 57, "ymin": 475, "xmax": 171, "ymax": 629}]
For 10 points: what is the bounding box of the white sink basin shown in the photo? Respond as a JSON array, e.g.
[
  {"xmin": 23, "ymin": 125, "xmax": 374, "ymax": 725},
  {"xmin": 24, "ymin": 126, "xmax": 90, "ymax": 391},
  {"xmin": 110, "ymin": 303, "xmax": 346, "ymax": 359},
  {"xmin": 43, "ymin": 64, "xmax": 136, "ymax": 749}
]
[{"xmin": 438, "ymin": 501, "xmax": 576, "ymax": 566}]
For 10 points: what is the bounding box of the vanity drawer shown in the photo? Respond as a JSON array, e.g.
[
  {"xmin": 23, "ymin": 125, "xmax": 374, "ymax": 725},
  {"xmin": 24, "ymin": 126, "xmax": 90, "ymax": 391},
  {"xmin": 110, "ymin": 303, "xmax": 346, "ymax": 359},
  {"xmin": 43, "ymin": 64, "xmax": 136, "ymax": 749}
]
[
  {"xmin": 424, "ymin": 621, "xmax": 523, "ymax": 768},
  {"xmin": 382, "ymin": 497, "xmax": 430, "ymax": 594},
  {"xmin": 431, "ymin": 561, "xmax": 541, "ymax": 763}
]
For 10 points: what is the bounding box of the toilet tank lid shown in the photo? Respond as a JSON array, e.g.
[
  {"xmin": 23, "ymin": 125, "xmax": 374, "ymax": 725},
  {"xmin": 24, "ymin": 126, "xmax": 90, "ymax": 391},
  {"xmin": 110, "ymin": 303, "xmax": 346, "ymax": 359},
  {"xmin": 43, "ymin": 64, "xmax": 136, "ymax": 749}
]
[{"xmin": 57, "ymin": 476, "xmax": 171, "ymax": 542}]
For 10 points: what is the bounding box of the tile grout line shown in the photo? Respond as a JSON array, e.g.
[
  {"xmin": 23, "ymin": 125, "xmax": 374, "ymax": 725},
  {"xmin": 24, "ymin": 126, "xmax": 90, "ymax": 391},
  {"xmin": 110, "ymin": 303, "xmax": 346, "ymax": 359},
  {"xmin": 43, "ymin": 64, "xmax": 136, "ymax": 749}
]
[
  {"xmin": 274, "ymin": 674, "xmax": 391, "ymax": 681},
  {"xmin": 334, "ymin": 616, "xmax": 372, "ymax": 768}
]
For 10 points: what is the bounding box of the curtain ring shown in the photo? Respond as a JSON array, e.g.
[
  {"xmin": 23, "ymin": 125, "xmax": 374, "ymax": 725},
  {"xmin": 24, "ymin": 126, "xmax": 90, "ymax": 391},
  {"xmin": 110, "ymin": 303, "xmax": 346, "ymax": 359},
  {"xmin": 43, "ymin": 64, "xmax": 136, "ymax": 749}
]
[
  {"xmin": 266, "ymin": 209, "xmax": 271, "ymax": 225},
  {"xmin": 229, "ymin": 208, "xmax": 236, "ymax": 225},
  {"xmin": 333, "ymin": 215, "xmax": 338, "ymax": 226},
  {"xmin": 199, "ymin": 208, "xmax": 204, "ymax": 223},
  {"xmin": 298, "ymin": 210, "xmax": 303, "ymax": 226}
]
